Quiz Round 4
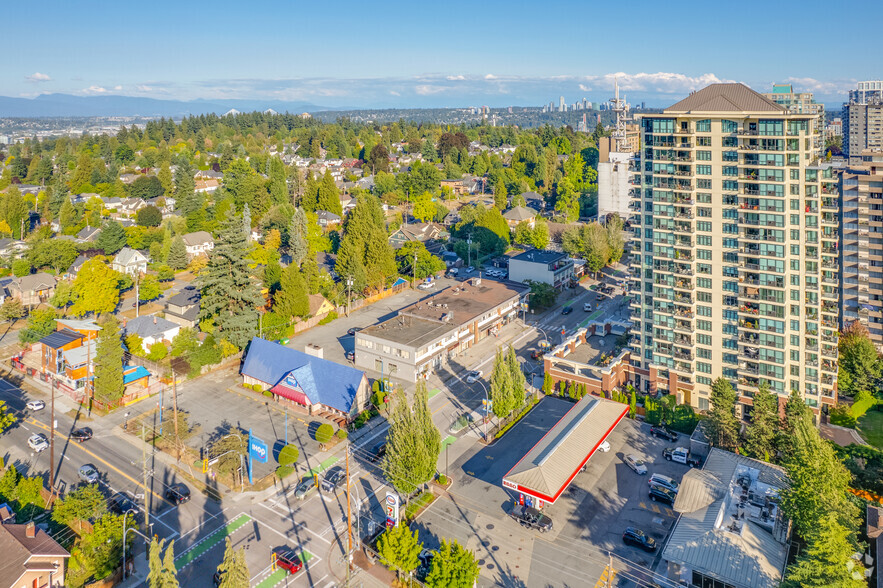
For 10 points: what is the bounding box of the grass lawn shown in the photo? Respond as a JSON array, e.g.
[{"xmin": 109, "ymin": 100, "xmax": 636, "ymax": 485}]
[{"xmin": 857, "ymin": 410, "xmax": 883, "ymax": 449}]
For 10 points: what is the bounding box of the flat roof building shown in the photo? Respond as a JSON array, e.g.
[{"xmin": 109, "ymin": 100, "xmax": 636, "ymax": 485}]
[
  {"xmin": 508, "ymin": 249, "xmax": 574, "ymax": 289},
  {"xmin": 354, "ymin": 277, "xmax": 528, "ymax": 382}
]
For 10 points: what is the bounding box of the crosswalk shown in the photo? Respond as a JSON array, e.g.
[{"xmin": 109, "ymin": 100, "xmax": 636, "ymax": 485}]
[{"xmin": 593, "ymin": 564, "xmax": 617, "ymax": 588}]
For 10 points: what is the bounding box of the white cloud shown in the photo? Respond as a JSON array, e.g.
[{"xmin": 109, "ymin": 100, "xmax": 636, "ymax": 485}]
[
  {"xmin": 578, "ymin": 83, "xmax": 592, "ymax": 92},
  {"xmin": 25, "ymin": 72, "xmax": 51, "ymax": 82},
  {"xmin": 784, "ymin": 76, "xmax": 855, "ymax": 95},
  {"xmin": 389, "ymin": 90, "xmax": 401, "ymax": 96},
  {"xmin": 113, "ymin": 85, "xmax": 123, "ymax": 91},
  {"xmin": 415, "ymin": 84, "xmax": 447, "ymax": 95},
  {"xmin": 484, "ymin": 74, "xmax": 497, "ymax": 80},
  {"xmin": 446, "ymin": 75, "xmax": 466, "ymax": 81},
  {"xmin": 82, "ymin": 85, "xmax": 109, "ymax": 94},
  {"xmin": 136, "ymin": 85, "xmax": 152, "ymax": 92},
  {"xmin": 598, "ymin": 72, "xmax": 733, "ymax": 94}
]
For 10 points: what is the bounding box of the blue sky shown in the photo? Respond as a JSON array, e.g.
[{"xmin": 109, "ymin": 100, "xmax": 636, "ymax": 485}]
[{"xmin": 5, "ymin": 0, "xmax": 882, "ymax": 109}]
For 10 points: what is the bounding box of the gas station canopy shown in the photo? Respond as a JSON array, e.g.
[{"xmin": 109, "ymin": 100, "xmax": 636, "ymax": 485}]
[{"xmin": 502, "ymin": 395, "xmax": 628, "ymax": 506}]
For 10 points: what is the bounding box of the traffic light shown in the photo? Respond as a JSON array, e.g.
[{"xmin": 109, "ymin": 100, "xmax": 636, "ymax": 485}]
[
  {"xmin": 271, "ymin": 552, "xmax": 277, "ymax": 571},
  {"xmin": 202, "ymin": 459, "xmax": 208, "ymax": 473}
]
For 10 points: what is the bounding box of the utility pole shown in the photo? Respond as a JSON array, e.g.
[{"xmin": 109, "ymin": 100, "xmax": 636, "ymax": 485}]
[
  {"xmin": 49, "ymin": 378, "xmax": 55, "ymax": 488},
  {"xmin": 606, "ymin": 552, "xmax": 613, "ymax": 588},
  {"xmin": 141, "ymin": 424, "xmax": 150, "ymax": 532},
  {"xmin": 172, "ymin": 376, "xmax": 180, "ymax": 462},
  {"xmin": 413, "ymin": 251, "xmax": 418, "ymax": 288},
  {"xmin": 134, "ymin": 273, "xmax": 140, "ymax": 318},
  {"xmin": 346, "ymin": 277, "xmax": 353, "ymax": 317},
  {"xmin": 346, "ymin": 445, "xmax": 352, "ymax": 584}
]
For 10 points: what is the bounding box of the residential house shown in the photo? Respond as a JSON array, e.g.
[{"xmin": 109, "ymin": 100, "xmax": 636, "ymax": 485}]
[
  {"xmin": 440, "ymin": 179, "xmax": 470, "ymax": 196},
  {"xmin": 195, "ymin": 169, "xmax": 223, "ymax": 180},
  {"xmin": 240, "ymin": 337, "xmax": 370, "ymax": 422},
  {"xmin": 32, "ymin": 320, "xmax": 101, "ymax": 391},
  {"xmin": 63, "ymin": 256, "xmax": 88, "ymax": 281},
  {"xmin": 119, "ymin": 173, "xmax": 138, "ymax": 184},
  {"xmin": 316, "ymin": 210, "xmax": 341, "ymax": 227},
  {"xmin": 75, "ymin": 225, "xmax": 101, "ymax": 243},
  {"xmin": 520, "ymin": 191, "xmax": 546, "ymax": 211},
  {"xmin": 388, "ymin": 222, "xmax": 448, "ymax": 251},
  {"xmin": 119, "ymin": 198, "xmax": 146, "ymax": 214},
  {"xmin": 339, "ymin": 195, "xmax": 357, "ymax": 214},
  {"xmin": 503, "ymin": 206, "xmax": 537, "ymax": 229},
  {"xmin": 13, "ymin": 185, "xmax": 41, "ymax": 197},
  {"xmin": 661, "ymin": 449, "xmax": 790, "ymax": 588},
  {"xmin": 0, "ymin": 521, "xmax": 70, "ymax": 588},
  {"xmin": 8, "ymin": 273, "xmax": 56, "ymax": 306},
  {"xmin": 101, "ymin": 196, "xmax": 123, "ymax": 210},
  {"xmin": 181, "ymin": 231, "xmax": 214, "ymax": 260},
  {"xmin": 0, "ymin": 278, "xmax": 11, "ymax": 304},
  {"xmin": 308, "ymin": 294, "xmax": 334, "ymax": 317},
  {"xmin": 164, "ymin": 286, "xmax": 201, "ymax": 328},
  {"xmin": 195, "ymin": 179, "xmax": 220, "ymax": 193},
  {"xmin": 868, "ymin": 505, "xmax": 883, "ymax": 588},
  {"xmin": 111, "ymin": 247, "xmax": 148, "ymax": 276},
  {"xmin": 123, "ymin": 315, "xmax": 181, "ymax": 350},
  {"xmin": 0, "ymin": 239, "xmax": 27, "ymax": 259},
  {"xmin": 146, "ymin": 196, "xmax": 175, "ymax": 214}
]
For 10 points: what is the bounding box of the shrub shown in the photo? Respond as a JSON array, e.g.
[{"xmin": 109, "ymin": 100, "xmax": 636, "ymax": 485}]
[
  {"xmin": 276, "ymin": 465, "xmax": 296, "ymax": 479},
  {"xmin": 336, "ymin": 429, "xmax": 348, "ymax": 440},
  {"xmin": 262, "ymin": 390, "xmax": 273, "ymax": 398},
  {"xmin": 370, "ymin": 390, "xmax": 386, "ymax": 408},
  {"xmin": 318, "ymin": 311, "xmax": 338, "ymax": 325},
  {"xmin": 278, "ymin": 444, "xmax": 299, "ymax": 466},
  {"xmin": 146, "ymin": 342, "xmax": 168, "ymax": 362},
  {"xmin": 437, "ymin": 474, "xmax": 448, "ymax": 486},
  {"xmin": 315, "ymin": 423, "xmax": 334, "ymax": 444},
  {"xmin": 830, "ymin": 403, "xmax": 856, "ymax": 428}
]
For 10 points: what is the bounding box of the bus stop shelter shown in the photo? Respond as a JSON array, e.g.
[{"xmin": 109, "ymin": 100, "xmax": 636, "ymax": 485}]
[{"xmin": 502, "ymin": 395, "xmax": 628, "ymax": 507}]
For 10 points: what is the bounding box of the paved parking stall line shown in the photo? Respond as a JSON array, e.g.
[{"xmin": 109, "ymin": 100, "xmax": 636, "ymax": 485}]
[{"xmin": 174, "ymin": 513, "xmax": 252, "ymax": 570}]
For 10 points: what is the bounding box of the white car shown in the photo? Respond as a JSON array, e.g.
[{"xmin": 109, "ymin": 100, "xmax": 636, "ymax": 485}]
[
  {"xmin": 418, "ymin": 280, "xmax": 435, "ymax": 290},
  {"xmin": 465, "ymin": 370, "xmax": 482, "ymax": 383},
  {"xmin": 624, "ymin": 454, "xmax": 648, "ymax": 475},
  {"xmin": 597, "ymin": 440, "xmax": 611, "ymax": 453},
  {"xmin": 649, "ymin": 473, "xmax": 679, "ymax": 494},
  {"xmin": 27, "ymin": 434, "xmax": 49, "ymax": 452},
  {"xmin": 465, "ymin": 266, "xmax": 475, "ymax": 274},
  {"xmin": 26, "ymin": 400, "xmax": 45, "ymax": 411}
]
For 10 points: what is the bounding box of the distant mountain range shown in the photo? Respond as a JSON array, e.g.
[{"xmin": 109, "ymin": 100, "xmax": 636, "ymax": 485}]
[{"xmin": 0, "ymin": 93, "xmax": 331, "ymax": 118}]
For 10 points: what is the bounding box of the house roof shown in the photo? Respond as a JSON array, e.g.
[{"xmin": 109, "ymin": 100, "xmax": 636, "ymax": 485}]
[
  {"xmin": 308, "ymin": 294, "xmax": 330, "ymax": 316},
  {"xmin": 66, "ymin": 255, "xmax": 88, "ymax": 275},
  {"xmin": 0, "ymin": 523, "xmax": 69, "ymax": 588},
  {"xmin": 181, "ymin": 231, "xmax": 213, "ymax": 247},
  {"xmin": 14, "ymin": 272, "xmax": 56, "ymax": 293},
  {"xmin": 503, "ymin": 206, "xmax": 536, "ymax": 222},
  {"xmin": 123, "ymin": 315, "xmax": 179, "ymax": 340},
  {"xmin": 511, "ymin": 249, "xmax": 568, "ymax": 264},
  {"xmin": 56, "ymin": 319, "xmax": 100, "ymax": 332},
  {"xmin": 76, "ymin": 226, "xmax": 101, "ymax": 241},
  {"xmin": 64, "ymin": 344, "xmax": 97, "ymax": 367},
  {"xmin": 113, "ymin": 247, "xmax": 148, "ymax": 267},
  {"xmin": 398, "ymin": 277, "xmax": 527, "ymax": 325},
  {"xmin": 502, "ymin": 396, "xmax": 627, "ymax": 504},
  {"xmin": 316, "ymin": 210, "xmax": 341, "ymax": 222},
  {"xmin": 166, "ymin": 286, "xmax": 200, "ymax": 308},
  {"xmin": 241, "ymin": 337, "xmax": 366, "ymax": 414},
  {"xmin": 665, "ymin": 83, "xmax": 786, "ymax": 114},
  {"xmin": 39, "ymin": 330, "xmax": 83, "ymax": 350},
  {"xmin": 662, "ymin": 448, "xmax": 789, "ymax": 588}
]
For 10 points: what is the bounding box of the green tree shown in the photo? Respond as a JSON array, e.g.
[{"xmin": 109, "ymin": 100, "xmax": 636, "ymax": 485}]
[
  {"xmin": 494, "ymin": 180, "xmax": 507, "ymax": 210},
  {"xmin": 167, "ymin": 236, "xmax": 188, "ymax": 270},
  {"xmin": 98, "ymin": 220, "xmax": 128, "ymax": 255},
  {"xmin": 288, "ymin": 207, "xmax": 309, "ymax": 266},
  {"xmin": 275, "ymin": 264, "xmax": 310, "ymax": 319},
  {"xmin": 93, "ymin": 315, "xmax": 124, "ymax": 405},
  {"xmin": 507, "ymin": 345, "xmax": 526, "ymax": 412},
  {"xmin": 51, "ymin": 484, "xmax": 107, "ymax": 526},
  {"xmin": 11, "ymin": 259, "xmax": 30, "ymax": 277},
  {"xmin": 315, "ymin": 423, "xmax": 334, "ymax": 445},
  {"xmin": 367, "ymin": 143, "xmax": 390, "ymax": 174},
  {"xmin": 18, "ymin": 307, "xmax": 58, "ymax": 343},
  {"xmin": 136, "ymin": 205, "xmax": 163, "ymax": 227},
  {"xmin": 531, "ymin": 218, "xmax": 550, "ymax": 249},
  {"xmin": 0, "ymin": 186, "xmax": 30, "ymax": 238},
  {"xmin": 782, "ymin": 513, "xmax": 865, "ymax": 588},
  {"xmin": 377, "ymin": 524, "xmax": 422, "ymax": 579},
  {"xmin": 59, "ymin": 199, "xmax": 79, "ymax": 231},
  {"xmin": 68, "ymin": 513, "xmax": 133, "ymax": 588},
  {"xmin": 424, "ymin": 539, "xmax": 480, "ymax": 588},
  {"xmin": 743, "ymin": 381, "xmax": 778, "ymax": 461},
  {"xmin": 0, "ymin": 298, "xmax": 24, "ymax": 323},
  {"xmin": 70, "ymin": 258, "xmax": 120, "ymax": 316},
  {"xmin": 216, "ymin": 536, "xmax": 250, "ymax": 588},
  {"xmin": 526, "ymin": 280, "xmax": 557, "ymax": 310},
  {"xmin": 413, "ymin": 381, "xmax": 441, "ymax": 483},
  {"xmin": 199, "ymin": 208, "xmax": 263, "ymax": 349},
  {"xmin": 490, "ymin": 347, "xmax": 514, "ymax": 418},
  {"xmin": 838, "ymin": 320, "xmax": 880, "ymax": 396},
  {"xmin": 28, "ymin": 238, "xmax": 79, "ymax": 274},
  {"xmin": 148, "ymin": 537, "xmax": 179, "ymax": 588},
  {"xmin": 707, "ymin": 377, "xmax": 740, "ymax": 451},
  {"xmin": 0, "ymin": 400, "xmax": 17, "ymax": 435},
  {"xmin": 779, "ymin": 389, "xmax": 813, "ymax": 458},
  {"xmin": 396, "ymin": 241, "xmax": 445, "ymax": 280},
  {"xmin": 605, "ymin": 214, "xmax": 625, "ymax": 263},
  {"xmin": 139, "ymin": 274, "xmax": 162, "ymax": 301},
  {"xmin": 383, "ymin": 387, "xmax": 437, "ymax": 495},
  {"xmin": 412, "ymin": 191, "xmax": 435, "ymax": 222}
]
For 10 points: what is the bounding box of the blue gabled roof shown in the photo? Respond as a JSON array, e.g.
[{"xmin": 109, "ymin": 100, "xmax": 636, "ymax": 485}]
[{"xmin": 241, "ymin": 337, "xmax": 366, "ymax": 414}]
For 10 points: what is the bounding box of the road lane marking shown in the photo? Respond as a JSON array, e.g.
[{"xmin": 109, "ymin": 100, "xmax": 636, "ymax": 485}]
[
  {"xmin": 26, "ymin": 418, "xmax": 165, "ymax": 501},
  {"xmin": 256, "ymin": 503, "xmax": 332, "ymax": 545},
  {"xmin": 174, "ymin": 513, "xmax": 252, "ymax": 570}
]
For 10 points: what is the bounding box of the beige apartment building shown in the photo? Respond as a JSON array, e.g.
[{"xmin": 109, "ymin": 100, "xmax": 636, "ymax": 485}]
[
  {"xmin": 763, "ymin": 84, "xmax": 825, "ymax": 153},
  {"xmin": 840, "ymin": 151, "xmax": 883, "ymax": 347},
  {"xmin": 629, "ymin": 83, "xmax": 838, "ymax": 419}
]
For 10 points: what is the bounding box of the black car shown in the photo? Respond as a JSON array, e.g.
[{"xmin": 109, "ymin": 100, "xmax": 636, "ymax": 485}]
[
  {"xmin": 347, "ymin": 327, "xmax": 361, "ymax": 336},
  {"xmin": 561, "ymin": 306, "xmax": 573, "ymax": 315},
  {"xmin": 109, "ymin": 493, "xmax": 140, "ymax": 516},
  {"xmin": 509, "ymin": 505, "xmax": 553, "ymax": 532},
  {"xmin": 321, "ymin": 466, "xmax": 346, "ymax": 493},
  {"xmin": 70, "ymin": 427, "xmax": 93, "ymax": 442},
  {"xmin": 165, "ymin": 483, "xmax": 191, "ymax": 505},
  {"xmin": 649, "ymin": 425, "xmax": 678, "ymax": 442},
  {"xmin": 369, "ymin": 441, "xmax": 387, "ymax": 462},
  {"xmin": 415, "ymin": 549, "xmax": 434, "ymax": 580},
  {"xmin": 212, "ymin": 571, "xmax": 224, "ymax": 587},
  {"xmin": 648, "ymin": 485, "xmax": 676, "ymax": 506},
  {"xmin": 622, "ymin": 527, "xmax": 657, "ymax": 552},
  {"xmin": 345, "ymin": 350, "xmax": 355, "ymax": 361}
]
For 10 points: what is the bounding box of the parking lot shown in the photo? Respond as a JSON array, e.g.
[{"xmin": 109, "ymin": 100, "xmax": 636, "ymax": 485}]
[{"xmin": 413, "ymin": 396, "xmax": 690, "ymax": 587}]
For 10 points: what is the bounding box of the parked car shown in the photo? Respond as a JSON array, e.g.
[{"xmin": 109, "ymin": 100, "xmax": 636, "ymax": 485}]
[
  {"xmin": 346, "ymin": 327, "xmax": 361, "ymax": 336},
  {"xmin": 597, "ymin": 440, "xmax": 611, "ymax": 453},
  {"xmin": 275, "ymin": 551, "xmax": 304, "ymax": 575},
  {"xmin": 530, "ymin": 350, "xmax": 544, "ymax": 360},
  {"xmin": 649, "ymin": 485, "xmax": 676, "ymax": 506},
  {"xmin": 27, "ymin": 433, "xmax": 48, "ymax": 452},
  {"xmin": 212, "ymin": 571, "xmax": 224, "ymax": 586},
  {"xmin": 561, "ymin": 306, "xmax": 573, "ymax": 315},
  {"xmin": 165, "ymin": 483, "xmax": 191, "ymax": 504},
  {"xmin": 26, "ymin": 400, "xmax": 45, "ymax": 411},
  {"xmin": 465, "ymin": 370, "xmax": 482, "ymax": 383},
  {"xmin": 583, "ymin": 302, "xmax": 592, "ymax": 312},
  {"xmin": 345, "ymin": 350, "xmax": 355, "ymax": 361},
  {"xmin": 649, "ymin": 425, "xmax": 678, "ymax": 442},
  {"xmin": 70, "ymin": 427, "xmax": 93, "ymax": 442},
  {"xmin": 509, "ymin": 505, "xmax": 553, "ymax": 532},
  {"xmin": 464, "ymin": 266, "xmax": 475, "ymax": 274},
  {"xmin": 663, "ymin": 447, "xmax": 702, "ymax": 467},
  {"xmin": 418, "ymin": 280, "xmax": 435, "ymax": 290},
  {"xmin": 369, "ymin": 441, "xmax": 387, "ymax": 462},
  {"xmin": 622, "ymin": 527, "xmax": 657, "ymax": 552},
  {"xmin": 623, "ymin": 454, "xmax": 648, "ymax": 475},
  {"xmin": 648, "ymin": 473, "xmax": 680, "ymax": 494},
  {"xmin": 294, "ymin": 476, "xmax": 318, "ymax": 500},
  {"xmin": 321, "ymin": 466, "xmax": 346, "ymax": 493},
  {"xmin": 447, "ymin": 267, "xmax": 459, "ymax": 276},
  {"xmin": 78, "ymin": 464, "xmax": 100, "ymax": 484},
  {"xmin": 109, "ymin": 492, "xmax": 140, "ymax": 516}
]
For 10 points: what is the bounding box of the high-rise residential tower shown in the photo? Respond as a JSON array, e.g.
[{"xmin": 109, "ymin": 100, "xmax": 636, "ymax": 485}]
[
  {"xmin": 762, "ymin": 84, "xmax": 825, "ymax": 153},
  {"xmin": 628, "ymin": 83, "xmax": 838, "ymax": 419},
  {"xmin": 843, "ymin": 81, "xmax": 883, "ymax": 162}
]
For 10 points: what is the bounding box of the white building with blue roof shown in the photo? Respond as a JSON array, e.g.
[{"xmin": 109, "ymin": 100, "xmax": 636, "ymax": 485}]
[{"xmin": 240, "ymin": 337, "xmax": 370, "ymax": 422}]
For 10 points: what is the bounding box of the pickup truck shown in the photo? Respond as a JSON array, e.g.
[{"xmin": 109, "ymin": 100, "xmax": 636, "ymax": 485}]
[
  {"xmin": 510, "ymin": 505, "xmax": 553, "ymax": 532},
  {"xmin": 662, "ymin": 447, "xmax": 702, "ymax": 468}
]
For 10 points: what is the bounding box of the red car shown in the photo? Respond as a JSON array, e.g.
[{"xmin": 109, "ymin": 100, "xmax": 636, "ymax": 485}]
[{"xmin": 276, "ymin": 552, "xmax": 303, "ymax": 575}]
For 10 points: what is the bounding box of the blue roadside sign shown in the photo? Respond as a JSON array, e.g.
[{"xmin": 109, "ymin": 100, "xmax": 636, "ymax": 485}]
[{"xmin": 249, "ymin": 433, "xmax": 268, "ymax": 463}]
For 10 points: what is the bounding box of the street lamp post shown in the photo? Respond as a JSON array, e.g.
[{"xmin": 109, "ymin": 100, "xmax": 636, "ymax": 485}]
[
  {"xmin": 474, "ymin": 379, "xmax": 489, "ymax": 442},
  {"xmin": 467, "ymin": 236, "xmax": 472, "ymax": 269},
  {"xmin": 122, "ymin": 510, "xmax": 151, "ymax": 580}
]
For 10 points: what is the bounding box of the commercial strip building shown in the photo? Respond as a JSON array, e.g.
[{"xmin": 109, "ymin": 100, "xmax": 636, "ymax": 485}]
[
  {"xmin": 507, "ymin": 250, "xmax": 574, "ymax": 288},
  {"xmin": 354, "ymin": 277, "xmax": 528, "ymax": 382},
  {"xmin": 839, "ymin": 151, "xmax": 883, "ymax": 347},
  {"xmin": 628, "ymin": 83, "xmax": 838, "ymax": 417},
  {"xmin": 662, "ymin": 449, "xmax": 790, "ymax": 588},
  {"xmin": 502, "ymin": 395, "xmax": 628, "ymax": 507}
]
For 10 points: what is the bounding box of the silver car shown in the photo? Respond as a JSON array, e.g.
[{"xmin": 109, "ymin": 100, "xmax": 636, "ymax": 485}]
[
  {"xmin": 78, "ymin": 464, "xmax": 99, "ymax": 484},
  {"xmin": 649, "ymin": 473, "xmax": 679, "ymax": 494},
  {"xmin": 624, "ymin": 454, "xmax": 648, "ymax": 475},
  {"xmin": 27, "ymin": 434, "xmax": 48, "ymax": 452}
]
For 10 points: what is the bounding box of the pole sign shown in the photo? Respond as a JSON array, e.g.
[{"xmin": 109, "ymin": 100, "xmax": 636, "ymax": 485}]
[
  {"xmin": 249, "ymin": 433, "xmax": 268, "ymax": 463},
  {"xmin": 385, "ymin": 492, "xmax": 400, "ymax": 528}
]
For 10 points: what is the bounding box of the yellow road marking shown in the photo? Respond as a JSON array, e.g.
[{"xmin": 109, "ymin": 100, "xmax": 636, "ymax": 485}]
[
  {"xmin": 593, "ymin": 565, "xmax": 617, "ymax": 588},
  {"xmin": 28, "ymin": 418, "xmax": 165, "ymax": 501}
]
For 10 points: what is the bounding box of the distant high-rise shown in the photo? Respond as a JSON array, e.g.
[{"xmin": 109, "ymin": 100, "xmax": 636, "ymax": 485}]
[
  {"xmin": 629, "ymin": 83, "xmax": 837, "ymax": 418},
  {"xmin": 849, "ymin": 81, "xmax": 883, "ymax": 104},
  {"xmin": 762, "ymin": 84, "xmax": 824, "ymax": 153},
  {"xmin": 559, "ymin": 96, "xmax": 565, "ymax": 112},
  {"xmin": 843, "ymin": 82, "xmax": 883, "ymax": 162}
]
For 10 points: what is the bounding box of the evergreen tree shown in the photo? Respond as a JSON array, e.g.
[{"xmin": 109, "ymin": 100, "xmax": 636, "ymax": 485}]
[
  {"xmin": 287, "ymin": 207, "xmax": 308, "ymax": 266},
  {"xmin": 779, "ymin": 389, "xmax": 813, "ymax": 458},
  {"xmin": 413, "ymin": 381, "xmax": 441, "ymax": 486},
  {"xmin": 274, "ymin": 264, "xmax": 310, "ymax": 319},
  {"xmin": 376, "ymin": 524, "xmax": 422, "ymax": 580},
  {"xmin": 383, "ymin": 389, "xmax": 436, "ymax": 495},
  {"xmin": 506, "ymin": 345, "xmax": 526, "ymax": 412},
  {"xmin": 198, "ymin": 208, "xmax": 263, "ymax": 349},
  {"xmin": 707, "ymin": 377, "xmax": 740, "ymax": 451},
  {"xmin": 424, "ymin": 539, "xmax": 480, "ymax": 588},
  {"xmin": 94, "ymin": 315, "xmax": 124, "ymax": 405},
  {"xmin": 743, "ymin": 381, "xmax": 778, "ymax": 461},
  {"xmin": 97, "ymin": 220, "xmax": 128, "ymax": 255},
  {"xmin": 242, "ymin": 203, "xmax": 252, "ymax": 240},
  {"xmin": 167, "ymin": 236, "xmax": 188, "ymax": 270},
  {"xmin": 782, "ymin": 513, "xmax": 866, "ymax": 588},
  {"xmin": 316, "ymin": 170, "xmax": 342, "ymax": 214},
  {"xmin": 493, "ymin": 180, "xmax": 507, "ymax": 210},
  {"xmin": 490, "ymin": 348, "xmax": 513, "ymax": 418},
  {"xmin": 216, "ymin": 537, "xmax": 250, "ymax": 588},
  {"xmin": 148, "ymin": 537, "xmax": 179, "ymax": 588},
  {"xmin": 158, "ymin": 162, "xmax": 173, "ymax": 196}
]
